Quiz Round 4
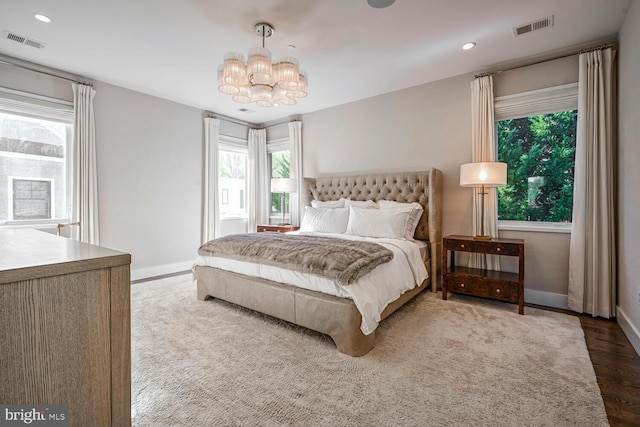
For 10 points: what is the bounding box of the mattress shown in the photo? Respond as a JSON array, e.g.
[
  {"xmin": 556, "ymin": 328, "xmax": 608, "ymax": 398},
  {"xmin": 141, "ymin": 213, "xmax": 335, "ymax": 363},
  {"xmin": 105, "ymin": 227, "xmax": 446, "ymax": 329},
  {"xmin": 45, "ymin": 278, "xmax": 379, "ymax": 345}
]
[{"xmin": 193, "ymin": 232, "xmax": 428, "ymax": 334}]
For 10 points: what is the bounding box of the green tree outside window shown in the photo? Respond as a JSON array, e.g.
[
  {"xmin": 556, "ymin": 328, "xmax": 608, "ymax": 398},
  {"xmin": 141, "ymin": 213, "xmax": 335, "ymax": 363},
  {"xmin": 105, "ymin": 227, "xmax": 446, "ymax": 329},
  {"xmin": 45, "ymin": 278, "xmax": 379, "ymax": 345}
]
[
  {"xmin": 497, "ymin": 110, "xmax": 577, "ymax": 222},
  {"xmin": 271, "ymin": 151, "xmax": 290, "ymax": 214}
]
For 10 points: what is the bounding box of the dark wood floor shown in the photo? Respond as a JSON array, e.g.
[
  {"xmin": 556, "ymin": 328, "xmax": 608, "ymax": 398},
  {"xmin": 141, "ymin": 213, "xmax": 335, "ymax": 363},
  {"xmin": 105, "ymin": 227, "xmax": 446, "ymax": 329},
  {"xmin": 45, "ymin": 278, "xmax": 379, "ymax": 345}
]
[
  {"xmin": 531, "ymin": 304, "xmax": 640, "ymax": 426},
  {"xmin": 580, "ymin": 316, "xmax": 640, "ymax": 426}
]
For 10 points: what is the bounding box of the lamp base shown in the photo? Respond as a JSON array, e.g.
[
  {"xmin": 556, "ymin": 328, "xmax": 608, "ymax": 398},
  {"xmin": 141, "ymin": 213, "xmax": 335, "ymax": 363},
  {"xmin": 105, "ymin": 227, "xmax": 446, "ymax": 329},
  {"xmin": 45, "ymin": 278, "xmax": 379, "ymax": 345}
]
[{"xmin": 473, "ymin": 235, "xmax": 492, "ymax": 241}]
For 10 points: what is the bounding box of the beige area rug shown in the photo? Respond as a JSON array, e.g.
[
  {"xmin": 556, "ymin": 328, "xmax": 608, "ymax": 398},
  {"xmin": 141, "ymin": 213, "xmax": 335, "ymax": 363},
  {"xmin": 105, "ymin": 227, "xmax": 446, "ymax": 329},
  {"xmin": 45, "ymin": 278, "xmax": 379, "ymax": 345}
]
[{"xmin": 131, "ymin": 275, "xmax": 608, "ymax": 427}]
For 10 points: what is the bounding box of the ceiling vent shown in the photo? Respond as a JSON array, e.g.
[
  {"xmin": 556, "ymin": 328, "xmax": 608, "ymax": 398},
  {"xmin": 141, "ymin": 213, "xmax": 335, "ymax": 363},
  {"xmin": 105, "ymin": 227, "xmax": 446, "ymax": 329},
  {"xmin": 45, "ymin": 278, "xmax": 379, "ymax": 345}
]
[
  {"xmin": 513, "ymin": 15, "xmax": 554, "ymax": 36},
  {"xmin": 2, "ymin": 30, "xmax": 46, "ymax": 49},
  {"xmin": 238, "ymin": 108, "xmax": 256, "ymax": 114}
]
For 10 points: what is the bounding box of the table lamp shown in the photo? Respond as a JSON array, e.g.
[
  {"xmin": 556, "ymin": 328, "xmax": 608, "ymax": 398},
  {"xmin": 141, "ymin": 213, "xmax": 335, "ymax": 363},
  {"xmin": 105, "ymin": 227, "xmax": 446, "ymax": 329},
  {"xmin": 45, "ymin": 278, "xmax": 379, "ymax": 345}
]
[
  {"xmin": 271, "ymin": 178, "xmax": 297, "ymax": 225},
  {"xmin": 460, "ymin": 162, "xmax": 507, "ymax": 240}
]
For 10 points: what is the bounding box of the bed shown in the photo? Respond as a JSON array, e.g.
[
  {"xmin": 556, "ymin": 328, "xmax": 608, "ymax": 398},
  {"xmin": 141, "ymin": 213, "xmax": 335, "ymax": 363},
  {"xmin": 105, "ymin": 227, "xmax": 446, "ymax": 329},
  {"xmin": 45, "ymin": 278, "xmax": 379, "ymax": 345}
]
[{"xmin": 193, "ymin": 169, "xmax": 442, "ymax": 356}]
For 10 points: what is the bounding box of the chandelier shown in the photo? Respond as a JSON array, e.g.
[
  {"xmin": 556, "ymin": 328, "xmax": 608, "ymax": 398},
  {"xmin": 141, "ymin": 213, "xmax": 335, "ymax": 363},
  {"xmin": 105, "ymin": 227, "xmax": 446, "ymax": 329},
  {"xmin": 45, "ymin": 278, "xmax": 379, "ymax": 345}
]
[{"xmin": 218, "ymin": 23, "xmax": 308, "ymax": 108}]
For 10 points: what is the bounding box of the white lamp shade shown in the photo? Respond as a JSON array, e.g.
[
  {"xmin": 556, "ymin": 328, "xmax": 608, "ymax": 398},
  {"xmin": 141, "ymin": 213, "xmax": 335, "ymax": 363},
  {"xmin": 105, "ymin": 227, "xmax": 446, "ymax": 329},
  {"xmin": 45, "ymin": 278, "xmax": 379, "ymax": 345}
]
[
  {"xmin": 460, "ymin": 162, "xmax": 507, "ymax": 187},
  {"xmin": 271, "ymin": 178, "xmax": 297, "ymax": 193}
]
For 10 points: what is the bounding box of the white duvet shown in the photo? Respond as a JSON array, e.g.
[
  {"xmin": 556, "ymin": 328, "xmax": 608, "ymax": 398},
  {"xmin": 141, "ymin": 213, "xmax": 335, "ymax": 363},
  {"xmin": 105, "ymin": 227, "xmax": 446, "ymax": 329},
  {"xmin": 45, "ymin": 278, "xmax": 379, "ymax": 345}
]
[{"xmin": 192, "ymin": 231, "xmax": 428, "ymax": 335}]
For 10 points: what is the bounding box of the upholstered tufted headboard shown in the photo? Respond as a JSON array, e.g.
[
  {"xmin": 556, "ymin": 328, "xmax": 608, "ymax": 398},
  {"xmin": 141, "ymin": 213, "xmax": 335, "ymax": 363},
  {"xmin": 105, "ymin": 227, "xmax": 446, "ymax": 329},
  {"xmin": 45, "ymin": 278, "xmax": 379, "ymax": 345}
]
[{"xmin": 301, "ymin": 169, "xmax": 443, "ymax": 291}]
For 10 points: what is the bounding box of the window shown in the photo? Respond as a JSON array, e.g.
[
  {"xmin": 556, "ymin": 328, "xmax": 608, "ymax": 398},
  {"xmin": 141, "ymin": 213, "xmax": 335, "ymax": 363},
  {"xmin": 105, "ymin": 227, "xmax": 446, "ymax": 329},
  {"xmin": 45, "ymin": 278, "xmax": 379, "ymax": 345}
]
[
  {"xmin": 0, "ymin": 92, "xmax": 73, "ymax": 225},
  {"xmin": 268, "ymin": 140, "xmax": 290, "ymax": 217},
  {"xmin": 219, "ymin": 145, "xmax": 247, "ymax": 219},
  {"xmin": 495, "ymin": 84, "xmax": 578, "ymax": 229},
  {"xmin": 11, "ymin": 179, "xmax": 53, "ymax": 220}
]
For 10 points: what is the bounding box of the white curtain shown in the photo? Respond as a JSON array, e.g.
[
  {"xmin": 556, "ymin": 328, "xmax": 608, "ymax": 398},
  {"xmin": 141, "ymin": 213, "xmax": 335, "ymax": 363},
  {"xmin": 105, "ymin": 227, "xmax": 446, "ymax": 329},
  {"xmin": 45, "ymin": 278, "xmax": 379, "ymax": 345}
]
[
  {"xmin": 568, "ymin": 48, "xmax": 616, "ymax": 318},
  {"xmin": 470, "ymin": 76, "xmax": 499, "ymax": 270},
  {"xmin": 248, "ymin": 128, "xmax": 269, "ymax": 232},
  {"xmin": 70, "ymin": 83, "xmax": 99, "ymax": 245},
  {"xmin": 288, "ymin": 121, "xmax": 303, "ymax": 226},
  {"xmin": 202, "ymin": 118, "xmax": 220, "ymax": 243}
]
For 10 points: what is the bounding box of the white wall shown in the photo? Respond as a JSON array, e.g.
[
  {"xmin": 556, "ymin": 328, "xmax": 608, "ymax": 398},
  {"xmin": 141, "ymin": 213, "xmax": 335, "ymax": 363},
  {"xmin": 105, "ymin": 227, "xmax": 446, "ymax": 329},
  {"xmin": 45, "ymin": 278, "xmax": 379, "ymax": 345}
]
[
  {"xmin": 93, "ymin": 81, "xmax": 203, "ymax": 279},
  {"xmin": 304, "ymin": 72, "xmax": 474, "ymax": 239},
  {"xmin": 617, "ymin": 0, "xmax": 640, "ymax": 355},
  {"xmin": 302, "ymin": 57, "xmax": 580, "ymax": 307}
]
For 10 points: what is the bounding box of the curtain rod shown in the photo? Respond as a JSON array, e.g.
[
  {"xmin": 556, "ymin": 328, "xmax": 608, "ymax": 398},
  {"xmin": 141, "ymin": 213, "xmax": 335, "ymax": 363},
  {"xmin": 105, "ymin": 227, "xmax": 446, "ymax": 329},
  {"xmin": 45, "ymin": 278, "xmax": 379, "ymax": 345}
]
[
  {"xmin": 205, "ymin": 111, "xmax": 261, "ymax": 128},
  {"xmin": 474, "ymin": 42, "xmax": 614, "ymax": 79},
  {"xmin": 0, "ymin": 59, "xmax": 92, "ymax": 86}
]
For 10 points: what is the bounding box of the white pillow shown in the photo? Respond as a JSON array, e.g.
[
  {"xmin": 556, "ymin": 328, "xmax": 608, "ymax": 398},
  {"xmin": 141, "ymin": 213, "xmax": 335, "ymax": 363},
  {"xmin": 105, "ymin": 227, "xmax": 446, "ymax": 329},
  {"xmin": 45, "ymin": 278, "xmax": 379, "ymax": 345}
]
[
  {"xmin": 345, "ymin": 206, "xmax": 412, "ymax": 239},
  {"xmin": 344, "ymin": 199, "xmax": 378, "ymax": 209},
  {"xmin": 378, "ymin": 200, "xmax": 424, "ymax": 240},
  {"xmin": 300, "ymin": 207, "xmax": 349, "ymax": 233},
  {"xmin": 311, "ymin": 198, "xmax": 346, "ymax": 208}
]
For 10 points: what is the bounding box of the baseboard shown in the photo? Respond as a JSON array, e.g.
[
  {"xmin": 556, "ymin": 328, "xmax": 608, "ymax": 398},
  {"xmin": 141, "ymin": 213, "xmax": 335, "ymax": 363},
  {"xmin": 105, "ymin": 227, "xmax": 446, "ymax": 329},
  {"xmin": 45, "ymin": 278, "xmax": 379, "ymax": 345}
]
[
  {"xmin": 524, "ymin": 289, "xmax": 568, "ymax": 310},
  {"xmin": 131, "ymin": 261, "xmax": 193, "ymax": 282},
  {"xmin": 616, "ymin": 305, "xmax": 640, "ymax": 357}
]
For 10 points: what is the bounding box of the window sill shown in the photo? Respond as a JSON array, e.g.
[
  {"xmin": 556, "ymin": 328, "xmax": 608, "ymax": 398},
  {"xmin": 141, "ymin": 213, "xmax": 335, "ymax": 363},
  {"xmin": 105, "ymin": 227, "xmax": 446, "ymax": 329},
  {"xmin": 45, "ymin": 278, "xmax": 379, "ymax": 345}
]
[
  {"xmin": 1, "ymin": 219, "xmax": 69, "ymax": 230},
  {"xmin": 498, "ymin": 221, "xmax": 571, "ymax": 234}
]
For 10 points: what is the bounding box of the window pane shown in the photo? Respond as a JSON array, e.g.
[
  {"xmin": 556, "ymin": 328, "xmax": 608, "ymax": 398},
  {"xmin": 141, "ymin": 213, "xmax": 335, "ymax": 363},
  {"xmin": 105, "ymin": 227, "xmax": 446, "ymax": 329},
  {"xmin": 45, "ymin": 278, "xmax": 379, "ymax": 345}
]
[
  {"xmin": 270, "ymin": 150, "xmax": 290, "ymax": 215},
  {"xmin": 219, "ymin": 150, "xmax": 247, "ymax": 218},
  {"xmin": 13, "ymin": 179, "xmax": 52, "ymax": 220},
  {"xmin": 0, "ymin": 112, "xmax": 68, "ymax": 222},
  {"xmin": 497, "ymin": 110, "xmax": 577, "ymax": 223}
]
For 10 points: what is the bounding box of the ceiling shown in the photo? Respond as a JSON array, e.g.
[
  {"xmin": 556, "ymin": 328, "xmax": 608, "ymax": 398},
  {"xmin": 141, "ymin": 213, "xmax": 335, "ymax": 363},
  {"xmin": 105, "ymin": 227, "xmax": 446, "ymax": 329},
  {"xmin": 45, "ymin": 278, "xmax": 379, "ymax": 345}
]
[{"xmin": 0, "ymin": 0, "xmax": 633, "ymax": 124}]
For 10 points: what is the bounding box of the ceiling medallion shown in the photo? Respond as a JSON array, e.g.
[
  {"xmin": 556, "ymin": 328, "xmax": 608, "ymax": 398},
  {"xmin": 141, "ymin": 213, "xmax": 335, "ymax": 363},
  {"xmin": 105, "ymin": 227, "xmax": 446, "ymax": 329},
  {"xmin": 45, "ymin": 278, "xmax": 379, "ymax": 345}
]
[{"xmin": 217, "ymin": 23, "xmax": 308, "ymax": 108}]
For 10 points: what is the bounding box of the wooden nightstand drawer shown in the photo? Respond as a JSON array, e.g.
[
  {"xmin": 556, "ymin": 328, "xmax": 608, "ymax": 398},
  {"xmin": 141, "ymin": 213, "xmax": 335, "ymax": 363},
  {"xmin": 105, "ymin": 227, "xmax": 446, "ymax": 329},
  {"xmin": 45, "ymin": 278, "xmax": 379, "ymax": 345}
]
[
  {"xmin": 445, "ymin": 238, "xmax": 520, "ymax": 256},
  {"xmin": 446, "ymin": 275, "xmax": 518, "ymax": 304},
  {"xmin": 257, "ymin": 225, "xmax": 300, "ymax": 233}
]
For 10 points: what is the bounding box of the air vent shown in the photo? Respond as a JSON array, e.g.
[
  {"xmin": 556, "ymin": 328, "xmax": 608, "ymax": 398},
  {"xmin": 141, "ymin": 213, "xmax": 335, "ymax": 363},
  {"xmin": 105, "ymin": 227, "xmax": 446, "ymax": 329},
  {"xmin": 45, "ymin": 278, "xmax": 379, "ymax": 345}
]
[
  {"xmin": 2, "ymin": 30, "xmax": 46, "ymax": 49},
  {"xmin": 238, "ymin": 108, "xmax": 256, "ymax": 114},
  {"xmin": 513, "ymin": 15, "xmax": 554, "ymax": 36}
]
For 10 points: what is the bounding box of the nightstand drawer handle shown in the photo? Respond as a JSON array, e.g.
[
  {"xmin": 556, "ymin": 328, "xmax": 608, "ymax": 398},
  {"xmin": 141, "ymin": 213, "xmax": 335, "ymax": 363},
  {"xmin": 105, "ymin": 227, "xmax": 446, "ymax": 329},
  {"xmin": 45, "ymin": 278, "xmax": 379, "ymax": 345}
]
[
  {"xmin": 460, "ymin": 244, "xmax": 465, "ymax": 248},
  {"xmin": 496, "ymin": 289, "xmax": 501, "ymax": 293},
  {"xmin": 497, "ymin": 248, "xmax": 501, "ymax": 252},
  {"xmin": 460, "ymin": 283, "xmax": 465, "ymax": 288}
]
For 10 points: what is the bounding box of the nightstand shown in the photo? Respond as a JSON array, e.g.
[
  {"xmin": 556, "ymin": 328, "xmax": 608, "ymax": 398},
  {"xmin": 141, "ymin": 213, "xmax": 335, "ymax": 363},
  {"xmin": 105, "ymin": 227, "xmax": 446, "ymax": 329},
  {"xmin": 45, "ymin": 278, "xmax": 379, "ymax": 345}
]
[
  {"xmin": 442, "ymin": 235, "xmax": 525, "ymax": 314},
  {"xmin": 256, "ymin": 224, "xmax": 300, "ymax": 233}
]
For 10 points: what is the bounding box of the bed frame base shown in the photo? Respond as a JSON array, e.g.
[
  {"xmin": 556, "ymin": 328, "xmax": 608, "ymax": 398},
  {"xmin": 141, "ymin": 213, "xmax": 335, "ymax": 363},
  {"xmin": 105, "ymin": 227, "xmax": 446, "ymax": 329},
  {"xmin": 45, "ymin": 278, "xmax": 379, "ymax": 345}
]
[{"xmin": 195, "ymin": 265, "xmax": 427, "ymax": 357}]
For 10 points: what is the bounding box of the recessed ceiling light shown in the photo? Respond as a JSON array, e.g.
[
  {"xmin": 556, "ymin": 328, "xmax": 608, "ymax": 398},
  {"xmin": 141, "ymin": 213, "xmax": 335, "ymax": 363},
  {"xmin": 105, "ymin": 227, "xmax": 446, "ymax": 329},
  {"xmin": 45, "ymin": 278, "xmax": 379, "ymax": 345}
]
[
  {"xmin": 367, "ymin": 0, "xmax": 396, "ymax": 8},
  {"xmin": 34, "ymin": 14, "xmax": 52, "ymax": 23},
  {"xmin": 462, "ymin": 42, "xmax": 476, "ymax": 50}
]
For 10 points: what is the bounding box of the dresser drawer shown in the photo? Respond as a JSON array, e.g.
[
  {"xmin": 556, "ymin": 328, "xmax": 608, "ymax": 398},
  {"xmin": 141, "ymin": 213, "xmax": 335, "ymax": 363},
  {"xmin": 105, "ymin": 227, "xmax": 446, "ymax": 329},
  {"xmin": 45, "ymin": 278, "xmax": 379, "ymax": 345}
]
[
  {"xmin": 445, "ymin": 275, "xmax": 519, "ymax": 304},
  {"xmin": 446, "ymin": 239, "xmax": 520, "ymax": 256}
]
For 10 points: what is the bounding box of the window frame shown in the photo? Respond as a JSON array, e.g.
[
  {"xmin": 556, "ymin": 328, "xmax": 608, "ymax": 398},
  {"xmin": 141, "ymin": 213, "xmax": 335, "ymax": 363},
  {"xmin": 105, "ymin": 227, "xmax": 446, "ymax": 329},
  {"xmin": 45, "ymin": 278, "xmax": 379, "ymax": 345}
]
[
  {"xmin": 9, "ymin": 176, "xmax": 55, "ymax": 221},
  {"xmin": 494, "ymin": 83, "xmax": 578, "ymax": 233},
  {"xmin": 0, "ymin": 88, "xmax": 73, "ymax": 228}
]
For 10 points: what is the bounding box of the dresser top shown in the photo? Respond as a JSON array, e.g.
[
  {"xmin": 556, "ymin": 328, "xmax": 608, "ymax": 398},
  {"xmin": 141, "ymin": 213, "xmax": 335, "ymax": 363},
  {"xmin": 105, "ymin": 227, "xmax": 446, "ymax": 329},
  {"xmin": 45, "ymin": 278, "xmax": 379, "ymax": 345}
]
[
  {"xmin": 444, "ymin": 234, "xmax": 525, "ymax": 245},
  {"xmin": 0, "ymin": 229, "xmax": 131, "ymax": 284}
]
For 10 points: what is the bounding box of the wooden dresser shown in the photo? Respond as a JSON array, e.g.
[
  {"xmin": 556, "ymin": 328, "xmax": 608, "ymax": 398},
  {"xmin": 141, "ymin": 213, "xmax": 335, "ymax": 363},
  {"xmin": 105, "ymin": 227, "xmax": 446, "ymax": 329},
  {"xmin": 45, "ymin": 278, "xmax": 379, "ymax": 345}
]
[{"xmin": 0, "ymin": 229, "xmax": 132, "ymax": 426}]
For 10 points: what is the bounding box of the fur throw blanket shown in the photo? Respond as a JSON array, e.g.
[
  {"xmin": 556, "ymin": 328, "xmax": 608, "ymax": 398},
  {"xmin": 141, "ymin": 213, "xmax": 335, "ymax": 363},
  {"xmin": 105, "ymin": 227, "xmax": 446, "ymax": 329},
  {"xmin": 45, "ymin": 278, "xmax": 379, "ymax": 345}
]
[{"xmin": 198, "ymin": 233, "xmax": 394, "ymax": 286}]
